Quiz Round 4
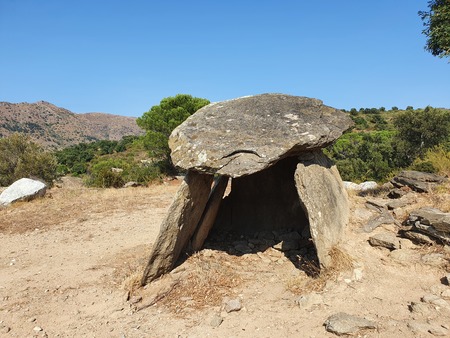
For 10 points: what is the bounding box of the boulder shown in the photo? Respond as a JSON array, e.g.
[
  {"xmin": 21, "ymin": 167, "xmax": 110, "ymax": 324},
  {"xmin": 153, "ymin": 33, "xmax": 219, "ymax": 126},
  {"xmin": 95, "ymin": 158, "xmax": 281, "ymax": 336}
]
[
  {"xmin": 170, "ymin": 94, "xmax": 353, "ymax": 177},
  {"xmin": 0, "ymin": 178, "xmax": 47, "ymax": 206},
  {"xmin": 391, "ymin": 171, "xmax": 447, "ymax": 193}
]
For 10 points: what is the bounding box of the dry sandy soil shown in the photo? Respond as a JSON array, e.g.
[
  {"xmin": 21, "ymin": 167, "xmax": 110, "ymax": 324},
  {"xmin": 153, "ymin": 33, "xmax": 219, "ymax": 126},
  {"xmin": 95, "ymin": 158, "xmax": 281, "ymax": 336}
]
[{"xmin": 1, "ymin": 177, "xmax": 449, "ymax": 337}]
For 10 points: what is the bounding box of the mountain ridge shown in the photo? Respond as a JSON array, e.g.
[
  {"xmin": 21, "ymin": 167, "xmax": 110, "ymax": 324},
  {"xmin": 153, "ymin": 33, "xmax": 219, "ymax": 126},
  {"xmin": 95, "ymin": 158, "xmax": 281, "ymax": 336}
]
[{"xmin": 0, "ymin": 101, "xmax": 144, "ymax": 149}]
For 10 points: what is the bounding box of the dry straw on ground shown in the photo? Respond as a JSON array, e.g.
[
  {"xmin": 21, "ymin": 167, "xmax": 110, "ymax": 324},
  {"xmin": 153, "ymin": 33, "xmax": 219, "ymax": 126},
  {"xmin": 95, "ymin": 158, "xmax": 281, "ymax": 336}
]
[
  {"xmin": 158, "ymin": 252, "xmax": 242, "ymax": 314},
  {"xmin": 287, "ymin": 247, "xmax": 354, "ymax": 294}
]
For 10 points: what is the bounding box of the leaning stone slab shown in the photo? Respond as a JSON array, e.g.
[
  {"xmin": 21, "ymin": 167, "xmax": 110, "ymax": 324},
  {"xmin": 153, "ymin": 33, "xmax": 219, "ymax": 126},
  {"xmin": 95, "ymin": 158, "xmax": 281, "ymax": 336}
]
[
  {"xmin": 0, "ymin": 178, "xmax": 47, "ymax": 206},
  {"xmin": 294, "ymin": 151, "xmax": 349, "ymax": 267},
  {"xmin": 191, "ymin": 175, "xmax": 229, "ymax": 251},
  {"xmin": 141, "ymin": 171, "xmax": 213, "ymax": 285},
  {"xmin": 324, "ymin": 312, "xmax": 377, "ymax": 336},
  {"xmin": 170, "ymin": 94, "xmax": 353, "ymax": 177}
]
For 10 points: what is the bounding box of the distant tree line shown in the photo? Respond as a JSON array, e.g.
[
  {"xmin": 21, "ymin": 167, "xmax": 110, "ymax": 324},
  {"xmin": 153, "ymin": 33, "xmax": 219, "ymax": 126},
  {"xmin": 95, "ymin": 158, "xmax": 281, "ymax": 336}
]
[{"xmin": 1, "ymin": 96, "xmax": 449, "ymax": 188}]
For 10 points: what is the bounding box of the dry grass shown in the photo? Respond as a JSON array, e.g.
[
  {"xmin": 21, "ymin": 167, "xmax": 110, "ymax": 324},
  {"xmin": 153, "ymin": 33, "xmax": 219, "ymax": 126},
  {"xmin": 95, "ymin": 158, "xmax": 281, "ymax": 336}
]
[
  {"xmin": 0, "ymin": 182, "xmax": 179, "ymax": 234},
  {"xmin": 158, "ymin": 252, "xmax": 242, "ymax": 314},
  {"xmin": 287, "ymin": 247, "xmax": 354, "ymax": 294}
]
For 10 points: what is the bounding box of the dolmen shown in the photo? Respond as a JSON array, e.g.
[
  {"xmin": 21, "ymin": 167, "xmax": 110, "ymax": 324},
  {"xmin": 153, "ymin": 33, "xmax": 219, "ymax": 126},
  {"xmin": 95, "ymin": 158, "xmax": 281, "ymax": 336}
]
[{"xmin": 141, "ymin": 94, "xmax": 354, "ymax": 285}]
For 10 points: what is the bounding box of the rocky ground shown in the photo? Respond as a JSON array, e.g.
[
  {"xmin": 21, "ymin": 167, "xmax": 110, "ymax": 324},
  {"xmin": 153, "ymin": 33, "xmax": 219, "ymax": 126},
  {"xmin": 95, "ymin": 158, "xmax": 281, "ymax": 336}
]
[{"xmin": 0, "ymin": 177, "xmax": 449, "ymax": 337}]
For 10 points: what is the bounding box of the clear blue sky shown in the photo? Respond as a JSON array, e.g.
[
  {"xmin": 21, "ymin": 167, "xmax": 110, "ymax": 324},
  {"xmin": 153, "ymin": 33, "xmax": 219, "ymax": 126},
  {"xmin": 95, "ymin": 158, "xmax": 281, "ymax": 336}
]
[{"xmin": 1, "ymin": 1, "xmax": 449, "ymax": 117}]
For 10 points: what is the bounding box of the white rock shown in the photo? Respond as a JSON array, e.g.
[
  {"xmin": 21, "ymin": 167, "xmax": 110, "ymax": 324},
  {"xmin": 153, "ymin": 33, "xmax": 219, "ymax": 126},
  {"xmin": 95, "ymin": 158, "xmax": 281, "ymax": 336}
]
[{"xmin": 0, "ymin": 178, "xmax": 47, "ymax": 206}]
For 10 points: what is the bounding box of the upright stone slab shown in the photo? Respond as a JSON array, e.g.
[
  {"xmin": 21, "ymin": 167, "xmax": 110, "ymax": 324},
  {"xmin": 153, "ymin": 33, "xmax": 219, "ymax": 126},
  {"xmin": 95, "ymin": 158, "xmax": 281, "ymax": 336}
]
[
  {"xmin": 141, "ymin": 171, "xmax": 213, "ymax": 285},
  {"xmin": 191, "ymin": 175, "xmax": 229, "ymax": 251},
  {"xmin": 294, "ymin": 151, "xmax": 349, "ymax": 267}
]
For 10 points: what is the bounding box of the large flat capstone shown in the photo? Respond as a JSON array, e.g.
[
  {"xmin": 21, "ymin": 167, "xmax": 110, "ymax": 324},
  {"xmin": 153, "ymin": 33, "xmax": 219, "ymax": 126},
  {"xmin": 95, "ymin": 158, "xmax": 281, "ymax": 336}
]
[{"xmin": 169, "ymin": 94, "xmax": 353, "ymax": 177}]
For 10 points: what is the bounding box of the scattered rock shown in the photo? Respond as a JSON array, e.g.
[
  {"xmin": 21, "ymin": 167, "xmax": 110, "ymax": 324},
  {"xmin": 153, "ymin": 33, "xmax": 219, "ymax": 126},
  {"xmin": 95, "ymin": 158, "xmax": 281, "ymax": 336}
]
[
  {"xmin": 444, "ymin": 274, "xmax": 450, "ymax": 286},
  {"xmin": 364, "ymin": 210, "xmax": 395, "ymax": 232},
  {"xmin": 400, "ymin": 229, "xmax": 435, "ymax": 245},
  {"xmin": 209, "ymin": 315, "xmax": 223, "ymax": 328},
  {"xmin": 224, "ymin": 299, "xmax": 242, "ymax": 313},
  {"xmin": 386, "ymin": 198, "xmax": 410, "ymax": 210},
  {"xmin": 365, "ymin": 199, "xmax": 386, "ymax": 212},
  {"xmin": 344, "ymin": 181, "xmax": 378, "ymax": 192},
  {"xmin": 295, "ymin": 292, "xmax": 323, "ymax": 310},
  {"xmin": 368, "ymin": 232, "xmax": 400, "ymax": 250},
  {"xmin": 0, "ymin": 178, "xmax": 47, "ymax": 206},
  {"xmin": 387, "ymin": 188, "xmax": 408, "ymax": 199},
  {"xmin": 404, "ymin": 208, "xmax": 450, "ymax": 245},
  {"xmin": 33, "ymin": 326, "xmax": 43, "ymax": 332},
  {"xmin": 391, "ymin": 171, "xmax": 447, "ymax": 193},
  {"xmin": 324, "ymin": 312, "xmax": 377, "ymax": 336}
]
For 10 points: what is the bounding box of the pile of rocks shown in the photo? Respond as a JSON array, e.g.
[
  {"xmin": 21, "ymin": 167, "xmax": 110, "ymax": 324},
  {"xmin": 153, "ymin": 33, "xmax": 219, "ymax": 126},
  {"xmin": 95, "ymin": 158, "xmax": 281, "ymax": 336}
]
[
  {"xmin": 388, "ymin": 170, "xmax": 447, "ymax": 198},
  {"xmin": 403, "ymin": 207, "xmax": 450, "ymax": 245}
]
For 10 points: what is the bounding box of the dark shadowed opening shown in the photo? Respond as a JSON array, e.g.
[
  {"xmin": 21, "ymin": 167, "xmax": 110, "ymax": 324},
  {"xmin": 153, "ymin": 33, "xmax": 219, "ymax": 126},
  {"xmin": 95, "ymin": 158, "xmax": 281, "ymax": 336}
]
[{"xmin": 202, "ymin": 156, "xmax": 319, "ymax": 273}]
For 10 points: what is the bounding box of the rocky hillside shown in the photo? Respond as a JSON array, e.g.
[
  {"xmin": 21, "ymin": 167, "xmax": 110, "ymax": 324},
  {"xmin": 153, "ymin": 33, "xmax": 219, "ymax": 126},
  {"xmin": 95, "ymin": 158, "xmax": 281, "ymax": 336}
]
[{"xmin": 0, "ymin": 101, "xmax": 144, "ymax": 149}]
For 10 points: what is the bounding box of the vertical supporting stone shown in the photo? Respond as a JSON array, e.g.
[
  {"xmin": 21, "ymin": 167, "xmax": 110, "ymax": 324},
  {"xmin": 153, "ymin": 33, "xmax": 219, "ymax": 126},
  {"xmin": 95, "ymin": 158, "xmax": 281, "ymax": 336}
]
[
  {"xmin": 191, "ymin": 175, "xmax": 229, "ymax": 251},
  {"xmin": 141, "ymin": 170, "xmax": 213, "ymax": 285},
  {"xmin": 294, "ymin": 151, "xmax": 349, "ymax": 268}
]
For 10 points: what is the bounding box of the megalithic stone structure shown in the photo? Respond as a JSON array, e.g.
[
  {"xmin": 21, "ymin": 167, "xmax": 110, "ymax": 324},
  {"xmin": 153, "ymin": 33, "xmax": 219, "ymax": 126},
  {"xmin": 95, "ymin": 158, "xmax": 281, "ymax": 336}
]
[{"xmin": 141, "ymin": 94, "xmax": 353, "ymax": 285}]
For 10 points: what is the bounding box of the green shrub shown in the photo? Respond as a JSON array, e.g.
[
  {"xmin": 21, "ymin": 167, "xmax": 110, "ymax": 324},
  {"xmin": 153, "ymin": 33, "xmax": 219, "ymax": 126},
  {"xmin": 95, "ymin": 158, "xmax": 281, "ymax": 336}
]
[{"xmin": 0, "ymin": 133, "xmax": 57, "ymax": 186}]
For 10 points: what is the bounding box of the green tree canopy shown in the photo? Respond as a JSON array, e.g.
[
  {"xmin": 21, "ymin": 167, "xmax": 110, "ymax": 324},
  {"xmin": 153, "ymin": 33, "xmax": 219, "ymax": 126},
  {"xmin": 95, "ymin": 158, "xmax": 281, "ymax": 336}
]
[
  {"xmin": 136, "ymin": 94, "xmax": 210, "ymax": 170},
  {"xmin": 393, "ymin": 106, "xmax": 450, "ymax": 166},
  {"xmin": 419, "ymin": 0, "xmax": 450, "ymax": 58}
]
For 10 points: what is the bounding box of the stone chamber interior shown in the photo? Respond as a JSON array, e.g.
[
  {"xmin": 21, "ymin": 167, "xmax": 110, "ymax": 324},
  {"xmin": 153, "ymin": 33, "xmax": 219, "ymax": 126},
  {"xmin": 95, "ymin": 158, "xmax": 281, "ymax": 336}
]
[{"xmin": 201, "ymin": 156, "xmax": 320, "ymax": 272}]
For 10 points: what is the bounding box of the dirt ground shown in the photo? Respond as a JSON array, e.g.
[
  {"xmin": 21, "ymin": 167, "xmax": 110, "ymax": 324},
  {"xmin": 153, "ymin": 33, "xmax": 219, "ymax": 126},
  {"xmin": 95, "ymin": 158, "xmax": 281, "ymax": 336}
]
[{"xmin": 1, "ymin": 177, "xmax": 449, "ymax": 337}]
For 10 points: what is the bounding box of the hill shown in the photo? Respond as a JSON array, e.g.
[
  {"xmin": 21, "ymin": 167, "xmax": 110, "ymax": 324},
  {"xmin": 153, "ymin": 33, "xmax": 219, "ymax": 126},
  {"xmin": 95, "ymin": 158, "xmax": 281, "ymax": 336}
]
[{"xmin": 0, "ymin": 101, "xmax": 144, "ymax": 149}]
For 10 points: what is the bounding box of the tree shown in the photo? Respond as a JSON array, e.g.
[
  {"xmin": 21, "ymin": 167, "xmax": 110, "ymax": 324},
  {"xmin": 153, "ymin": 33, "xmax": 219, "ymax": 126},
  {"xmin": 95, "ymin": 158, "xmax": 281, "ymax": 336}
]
[
  {"xmin": 0, "ymin": 133, "xmax": 57, "ymax": 186},
  {"xmin": 393, "ymin": 106, "xmax": 450, "ymax": 166},
  {"xmin": 136, "ymin": 94, "xmax": 210, "ymax": 171},
  {"xmin": 419, "ymin": 0, "xmax": 450, "ymax": 59}
]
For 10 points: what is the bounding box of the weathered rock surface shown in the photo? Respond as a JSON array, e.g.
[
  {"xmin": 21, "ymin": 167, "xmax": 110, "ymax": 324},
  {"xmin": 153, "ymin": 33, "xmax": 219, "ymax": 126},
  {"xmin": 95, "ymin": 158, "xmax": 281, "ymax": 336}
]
[
  {"xmin": 324, "ymin": 312, "xmax": 377, "ymax": 336},
  {"xmin": 343, "ymin": 181, "xmax": 378, "ymax": 192},
  {"xmin": 404, "ymin": 207, "xmax": 450, "ymax": 245},
  {"xmin": 141, "ymin": 171, "xmax": 213, "ymax": 285},
  {"xmin": 294, "ymin": 151, "xmax": 349, "ymax": 267},
  {"xmin": 170, "ymin": 94, "xmax": 353, "ymax": 177},
  {"xmin": 0, "ymin": 178, "xmax": 47, "ymax": 206},
  {"xmin": 369, "ymin": 232, "xmax": 400, "ymax": 250},
  {"xmin": 364, "ymin": 210, "xmax": 395, "ymax": 233},
  {"xmin": 391, "ymin": 171, "xmax": 447, "ymax": 193}
]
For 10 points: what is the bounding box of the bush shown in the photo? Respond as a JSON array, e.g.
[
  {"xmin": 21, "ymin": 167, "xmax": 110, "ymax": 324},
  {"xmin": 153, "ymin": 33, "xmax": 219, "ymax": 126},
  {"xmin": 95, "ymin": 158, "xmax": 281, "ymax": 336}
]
[
  {"xmin": 411, "ymin": 145, "xmax": 450, "ymax": 176},
  {"xmin": 86, "ymin": 156, "xmax": 162, "ymax": 188},
  {"xmin": 393, "ymin": 107, "xmax": 450, "ymax": 166},
  {"xmin": 325, "ymin": 131, "xmax": 397, "ymax": 182},
  {"xmin": 0, "ymin": 133, "xmax": 57, "ymax": 186}
]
